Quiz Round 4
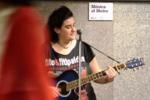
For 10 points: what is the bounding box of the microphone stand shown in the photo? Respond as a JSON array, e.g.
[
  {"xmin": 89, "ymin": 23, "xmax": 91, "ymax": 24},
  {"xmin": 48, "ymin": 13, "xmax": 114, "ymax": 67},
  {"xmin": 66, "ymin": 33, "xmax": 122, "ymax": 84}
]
[
  {"xmin": 86, "ymin": 43, "xmax": 120, "ymax": 64},
  {"xmin": 77, "ymin": 29, "xmax": 120, "ymax": 64},
  {"xmin": 77, "ymin": 29, "xmax": 120, "ymax": 100},
  {"xmin": 78, "ymin": 29, "xmax": 82, "ymax": 100}
]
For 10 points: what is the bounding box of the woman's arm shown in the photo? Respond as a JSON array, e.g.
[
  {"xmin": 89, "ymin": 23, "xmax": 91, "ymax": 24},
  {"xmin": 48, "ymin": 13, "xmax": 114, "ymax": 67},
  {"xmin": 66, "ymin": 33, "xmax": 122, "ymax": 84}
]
[{"xmin": 89, "ymin": 57, "xmax": 117, "ymax": 84}]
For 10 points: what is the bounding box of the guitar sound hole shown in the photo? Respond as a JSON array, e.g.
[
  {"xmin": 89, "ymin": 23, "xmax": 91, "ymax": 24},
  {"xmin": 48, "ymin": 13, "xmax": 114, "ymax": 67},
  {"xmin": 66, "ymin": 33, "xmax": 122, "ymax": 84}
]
[{"xmin": 58, "ymin": 82, "xmax": 69, "ymax": 95}]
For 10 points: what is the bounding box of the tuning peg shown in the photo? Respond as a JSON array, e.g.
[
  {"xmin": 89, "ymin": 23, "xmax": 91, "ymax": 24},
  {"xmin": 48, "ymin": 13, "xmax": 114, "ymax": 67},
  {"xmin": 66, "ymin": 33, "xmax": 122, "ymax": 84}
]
[
  {"xmin": 116, "ymin": 71, "xmax": 120, "ymax": 75},
  {"xmin": 139, "ymin": 66, "xmax": 144, "ymax": 69},
  {"xmin": 140, "ymin": 66, "xmax": 144, "ymax": 69},
  {"xmin": 133, "ymin": 68, "xmax": 136, "ymax": 71},
  {"xmin": 124, "ymin": 67, "xmax": 128, "ymax": 70},
  {"xmin": 136, "ymin": 67, "xmax": 140, "ymax": 70}
]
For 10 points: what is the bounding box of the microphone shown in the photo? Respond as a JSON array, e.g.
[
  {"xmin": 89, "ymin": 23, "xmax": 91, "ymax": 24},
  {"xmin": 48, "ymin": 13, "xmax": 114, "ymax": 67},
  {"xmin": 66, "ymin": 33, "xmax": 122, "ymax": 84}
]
[
  {"xmin": 77, "ymin": 29, "xmax": 82, "ymax": 40},
  {"xmin": 77, "ymin": 29, "xmax": 82, "ymax": 35},
  {"xmin": 77, "ymin": 29, "xmax": 120, "ymax": 63}
]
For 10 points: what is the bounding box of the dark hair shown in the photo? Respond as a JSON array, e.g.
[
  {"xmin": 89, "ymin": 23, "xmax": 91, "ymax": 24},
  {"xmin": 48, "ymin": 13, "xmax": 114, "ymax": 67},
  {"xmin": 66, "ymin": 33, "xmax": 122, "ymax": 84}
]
[
  {"xmin": 1, "ymin": 0, "xmax": 33, "ymax": 6},
  {"xmin": 47, "ymin": 6, "xmax": 73, "ymax": 43}
]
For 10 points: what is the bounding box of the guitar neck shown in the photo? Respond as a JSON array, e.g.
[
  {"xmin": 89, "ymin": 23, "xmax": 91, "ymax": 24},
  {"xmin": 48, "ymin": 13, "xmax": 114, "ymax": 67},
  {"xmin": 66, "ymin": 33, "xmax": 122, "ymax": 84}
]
[{"xmin": 67, "ymin": 63, "xmax": 125, "ymax": 90}]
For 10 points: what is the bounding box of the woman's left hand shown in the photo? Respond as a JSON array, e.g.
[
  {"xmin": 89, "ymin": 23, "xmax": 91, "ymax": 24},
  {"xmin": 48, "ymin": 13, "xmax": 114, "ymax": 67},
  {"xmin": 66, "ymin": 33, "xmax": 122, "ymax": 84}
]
[{"xmin": 105, "ymin": 66, "xmax": 118, "ymax": 82}]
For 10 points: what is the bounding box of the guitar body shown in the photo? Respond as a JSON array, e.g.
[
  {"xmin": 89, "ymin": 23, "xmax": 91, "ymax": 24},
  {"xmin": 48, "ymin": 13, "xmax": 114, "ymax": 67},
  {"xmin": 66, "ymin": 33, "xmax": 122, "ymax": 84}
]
[
  {"xmin": 55, "ymin": 57, "xmax": 144, "ymax": 100},
  {"xmin": 56, "ymin": 70, "xmax": 79, "ymax": 100}
]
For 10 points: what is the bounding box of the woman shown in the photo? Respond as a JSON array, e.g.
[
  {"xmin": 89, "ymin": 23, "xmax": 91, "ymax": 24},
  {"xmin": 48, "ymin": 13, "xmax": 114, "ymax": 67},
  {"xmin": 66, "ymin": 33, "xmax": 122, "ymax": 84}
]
[
  {"xmin": 0, "ymin": 0, "xmax": 55, "ymax": 100},
  {"xmin": 47, "ymin": 6, "xmax": 117, "ymax": 100}
]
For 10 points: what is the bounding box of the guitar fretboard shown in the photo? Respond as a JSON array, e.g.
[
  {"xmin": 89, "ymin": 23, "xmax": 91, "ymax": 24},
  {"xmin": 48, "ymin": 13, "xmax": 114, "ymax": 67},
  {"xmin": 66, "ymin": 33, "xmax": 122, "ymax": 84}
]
[{"xmin": 66, "ymin": 64, "xmax": 125, "ymax": 91}]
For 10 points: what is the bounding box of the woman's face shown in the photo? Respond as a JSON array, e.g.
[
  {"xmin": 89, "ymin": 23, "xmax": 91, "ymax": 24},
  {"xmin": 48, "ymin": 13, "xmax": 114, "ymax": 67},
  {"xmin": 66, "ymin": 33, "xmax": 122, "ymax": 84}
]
[{"xmin": 55, "ymin": 17, "xmax": 77, "ymax": 42}]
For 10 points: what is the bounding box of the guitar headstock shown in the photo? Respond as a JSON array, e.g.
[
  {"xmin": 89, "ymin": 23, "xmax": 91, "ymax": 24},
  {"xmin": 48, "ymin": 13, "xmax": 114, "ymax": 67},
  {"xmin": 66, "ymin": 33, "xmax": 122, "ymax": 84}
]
[{"xmin": 125, "ymin": 57, "xmax": 145, "ymax": 69}]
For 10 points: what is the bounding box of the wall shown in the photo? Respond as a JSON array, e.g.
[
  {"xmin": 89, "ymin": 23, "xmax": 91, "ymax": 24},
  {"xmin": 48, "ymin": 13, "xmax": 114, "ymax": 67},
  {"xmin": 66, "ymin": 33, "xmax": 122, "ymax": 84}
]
[{"xmin": 113, "ymin": 2, "xmax": 150, "ymax": 100}]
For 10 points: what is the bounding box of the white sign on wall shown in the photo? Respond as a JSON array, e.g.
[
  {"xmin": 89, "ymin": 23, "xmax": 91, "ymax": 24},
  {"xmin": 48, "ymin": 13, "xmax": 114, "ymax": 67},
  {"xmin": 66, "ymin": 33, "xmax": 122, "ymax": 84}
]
[{"xmin": 89, "ymin": 2, "xmax": 113, "ymax": 20}]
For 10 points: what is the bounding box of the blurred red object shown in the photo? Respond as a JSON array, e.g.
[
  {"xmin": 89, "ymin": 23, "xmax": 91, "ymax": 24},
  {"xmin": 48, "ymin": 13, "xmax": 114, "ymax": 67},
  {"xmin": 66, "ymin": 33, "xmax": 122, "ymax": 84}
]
[{"xmin": 0, "ymin": 6, "xmax": 56, "ymax": 100}]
